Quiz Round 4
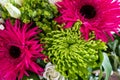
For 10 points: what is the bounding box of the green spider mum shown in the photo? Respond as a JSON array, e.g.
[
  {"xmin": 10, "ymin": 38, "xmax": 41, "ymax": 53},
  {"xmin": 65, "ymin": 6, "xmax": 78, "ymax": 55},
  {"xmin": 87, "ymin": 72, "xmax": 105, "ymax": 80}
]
[
  {"xmin": 0, "ymin": 0, "xmax": 58, "ymax": 32},
  {"xmin": 42, "ymin": 21, "xmax": 107, "ymax": 80}
]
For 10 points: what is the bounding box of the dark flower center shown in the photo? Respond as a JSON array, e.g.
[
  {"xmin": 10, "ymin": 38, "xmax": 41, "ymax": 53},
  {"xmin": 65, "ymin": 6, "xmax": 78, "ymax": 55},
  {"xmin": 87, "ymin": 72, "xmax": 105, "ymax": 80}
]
[
  {"xmin": 9, "ymin": 46, "xmax": 21, "ymax": 58},
  {"xmin": 80, "ymin": 5, "xmax": 96, "ymax": 19}
]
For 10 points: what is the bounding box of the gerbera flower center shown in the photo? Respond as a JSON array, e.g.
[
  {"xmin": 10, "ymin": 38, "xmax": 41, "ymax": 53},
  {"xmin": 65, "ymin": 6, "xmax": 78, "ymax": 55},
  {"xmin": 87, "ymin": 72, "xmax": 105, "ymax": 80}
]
[
  {"xmin": 80, "ymin": 5, "xmax": 96, "ymax": 19},
  {"xmin": 9, "ymin": 46, "xmax": 21, "ymax": 58}
]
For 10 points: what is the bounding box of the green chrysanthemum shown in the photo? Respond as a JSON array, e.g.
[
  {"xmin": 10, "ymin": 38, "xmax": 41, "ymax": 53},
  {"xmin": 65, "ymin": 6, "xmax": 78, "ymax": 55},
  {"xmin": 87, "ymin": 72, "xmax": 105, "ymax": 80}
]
[
  {"xmin": 42, "ymin": 21, "xmax": 107, "ymax": 80},
  {"xmin": 0, "ymin": 0, "xmax": 58, "ymax": 32}
]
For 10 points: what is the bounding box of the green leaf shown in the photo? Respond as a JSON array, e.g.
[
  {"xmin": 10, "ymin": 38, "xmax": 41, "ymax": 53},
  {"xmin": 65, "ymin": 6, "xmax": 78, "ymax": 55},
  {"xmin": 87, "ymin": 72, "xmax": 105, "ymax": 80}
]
[
  {"xmin": 112, "ymin": 40, "xmax": 118, "ymax": 53},
  {"xmin": 99, "ymin": 66, "xmax": 103, "ymax": 80},
  {"xmin": 117, "ymin": 45, "xmax": 120, "ymax": 56},
  {"xmin": 102, "ymin": 52, "xmax": 112, "ymax": 80},
  {"xmin": 22, "ymin": 72, "xmax": 40, "ymax": 80},
  {"xmin": 113, "ymin": 55, "xmax": 120, "ymax": 71},
  {"xmin": 108, "ymin": 40, "xmax": 118, "ymax": 54}
]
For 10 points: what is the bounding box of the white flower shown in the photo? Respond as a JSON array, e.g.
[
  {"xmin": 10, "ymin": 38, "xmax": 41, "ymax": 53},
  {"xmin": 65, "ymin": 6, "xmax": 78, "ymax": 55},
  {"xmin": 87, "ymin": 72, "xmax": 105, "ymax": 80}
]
[
  {"xmin": 48, "ymin": 0, "xmax": 62, "ymax": 4},
  {"xmin": 0, "ymin": 0, "xmax": 9, "ymax": 6},
  {"xmin": 4, "ymin": 3, "xmax": 21, "ymax": 18},
  {"xmin": 0, "ymin": 0, "xmax": 21, "ymax": 18},
  {"xmin": 43, "ymin": 62, "xmax": 65, "ymax": 80}
]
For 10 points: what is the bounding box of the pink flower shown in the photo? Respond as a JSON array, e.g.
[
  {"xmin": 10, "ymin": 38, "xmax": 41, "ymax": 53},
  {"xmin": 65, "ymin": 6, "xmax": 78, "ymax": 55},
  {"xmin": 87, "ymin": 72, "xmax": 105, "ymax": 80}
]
[
  {"xmin": 0, "ymin": 19, "xmax": 46, "ymax": 80},
  {"xmin": 55, "ymin": 0, "xmax": 120, "ymax": 42}
]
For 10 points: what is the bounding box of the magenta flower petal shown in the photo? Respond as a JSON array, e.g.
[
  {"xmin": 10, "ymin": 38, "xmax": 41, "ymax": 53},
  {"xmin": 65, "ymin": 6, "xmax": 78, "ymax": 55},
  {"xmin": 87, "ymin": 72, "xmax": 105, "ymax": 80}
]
[
  {"xmin": 55, "ymin": 0, "xmax": 120, "ymax": 42},
  {"xmin": 0, "ymin": 19, "xmax": 46, "ymax": 80}
]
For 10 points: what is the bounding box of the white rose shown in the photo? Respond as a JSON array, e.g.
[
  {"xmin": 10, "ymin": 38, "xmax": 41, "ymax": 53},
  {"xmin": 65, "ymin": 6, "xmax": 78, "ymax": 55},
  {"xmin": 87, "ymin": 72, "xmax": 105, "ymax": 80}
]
[{"xmin": 43, "ymin": 62, "xmax": 65, "ymax": 80}]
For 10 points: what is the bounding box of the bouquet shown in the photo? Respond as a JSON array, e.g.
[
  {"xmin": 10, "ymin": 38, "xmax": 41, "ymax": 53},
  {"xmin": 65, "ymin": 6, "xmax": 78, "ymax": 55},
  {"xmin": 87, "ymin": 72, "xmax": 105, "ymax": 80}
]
[{"xmin": 0, "ymin": 0, "xmax": 120, "ymax": 80}]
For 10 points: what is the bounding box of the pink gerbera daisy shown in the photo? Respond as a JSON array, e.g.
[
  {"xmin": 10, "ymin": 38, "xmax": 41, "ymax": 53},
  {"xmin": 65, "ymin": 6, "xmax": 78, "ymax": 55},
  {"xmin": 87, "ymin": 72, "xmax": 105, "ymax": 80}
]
[
  {"xmin": 55, "ymin": 0, "xmax": 120, "ymax": 42},
  {"xmin": 0, "ymin": 19, "xmax": 46, "ymax": 80}
]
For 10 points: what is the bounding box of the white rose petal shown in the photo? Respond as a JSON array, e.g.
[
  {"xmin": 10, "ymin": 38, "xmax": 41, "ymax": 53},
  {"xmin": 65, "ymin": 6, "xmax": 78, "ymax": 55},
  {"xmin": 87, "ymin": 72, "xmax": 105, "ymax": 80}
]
[
  {"xmin": 46, "ymin": 62, "xmax": 54, "ymax": 68},
  {"xmin": 4, "ymin": 3, "xmax": 21, "ymax": 18},
  {"xmin": 0, "ymin": 0, "xmax": 21, "ymax": 18},
  {"xmin": 0, "ymin": 24, "xmax": 5, "ymax": 30},
  {"xmin": 0, "ymin": 0, "xmax": 9, "ymax": 6},
  {"xmin": 15, "ymin": 0, "xmax": 23, "ymax": 6}
]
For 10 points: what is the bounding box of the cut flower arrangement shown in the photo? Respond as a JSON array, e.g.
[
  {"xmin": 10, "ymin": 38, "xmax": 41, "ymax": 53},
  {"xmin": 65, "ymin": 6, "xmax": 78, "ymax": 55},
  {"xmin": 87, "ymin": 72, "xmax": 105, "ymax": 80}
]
[{"xmin": 0, "ymin": 0, "xmax": 120, "ymax": 80}]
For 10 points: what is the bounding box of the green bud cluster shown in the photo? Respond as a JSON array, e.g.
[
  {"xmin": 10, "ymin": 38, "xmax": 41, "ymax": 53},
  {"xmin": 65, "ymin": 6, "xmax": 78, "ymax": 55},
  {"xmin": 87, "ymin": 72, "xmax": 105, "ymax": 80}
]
[
  {"xmin": 42, "ymin": 21, "xmax": 107, "ymax": 80},
  {"xmin": 0, "ymin": 0, "xmax": 58, "ymax": 32},
  {"xmin": 19, "ymin": 0, "xmax": 58, "ymax": 32}
]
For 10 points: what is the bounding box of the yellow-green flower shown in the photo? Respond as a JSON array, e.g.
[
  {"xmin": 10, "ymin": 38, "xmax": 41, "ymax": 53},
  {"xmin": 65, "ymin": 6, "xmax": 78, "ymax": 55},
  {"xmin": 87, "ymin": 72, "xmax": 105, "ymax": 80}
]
[{"xmin": 42, "ymin": 21, "xmax": 107, "ymax": 80}]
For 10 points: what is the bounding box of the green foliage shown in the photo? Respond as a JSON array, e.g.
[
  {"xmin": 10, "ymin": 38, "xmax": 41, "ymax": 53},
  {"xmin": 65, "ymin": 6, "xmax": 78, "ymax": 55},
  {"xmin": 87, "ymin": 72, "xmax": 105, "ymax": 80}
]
[
  {"xmin": 42, "ymin": 21, "xmax": 107, "ymax": 80},
  {"xmin": 107, "ymin": 34, "xmax": 120, "ymax": 71},
  {"xmin": 0, "ymin": 6, "xmax": 11, "ymax": 19},
  {"xmin": 0, "ymin": 0, "xmax": 58, "ymax": 33},
  {"xmin": 22, "ymin": 72, "xmax": 41, "ymax": 80},
  {"xmin": 102, "ymin": 52, "xmax": 112, "ymax": 80}
]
